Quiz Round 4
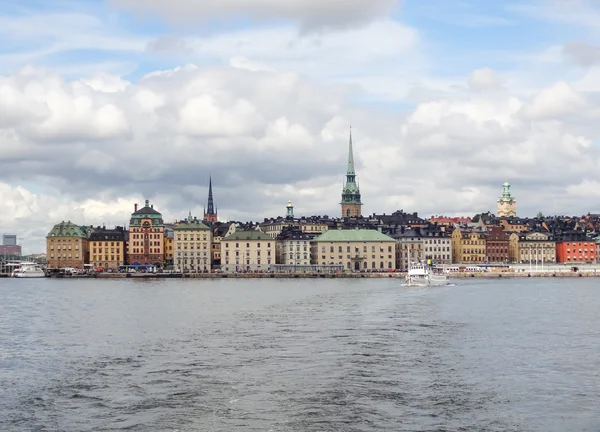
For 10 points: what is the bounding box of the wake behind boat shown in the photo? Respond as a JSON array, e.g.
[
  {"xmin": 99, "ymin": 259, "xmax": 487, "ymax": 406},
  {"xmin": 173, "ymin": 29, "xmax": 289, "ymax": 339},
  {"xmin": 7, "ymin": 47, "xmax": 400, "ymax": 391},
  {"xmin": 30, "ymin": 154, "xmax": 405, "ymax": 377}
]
[{"xmin": 404, "ymin": 261, "xmax": 449, "ymax": 286}]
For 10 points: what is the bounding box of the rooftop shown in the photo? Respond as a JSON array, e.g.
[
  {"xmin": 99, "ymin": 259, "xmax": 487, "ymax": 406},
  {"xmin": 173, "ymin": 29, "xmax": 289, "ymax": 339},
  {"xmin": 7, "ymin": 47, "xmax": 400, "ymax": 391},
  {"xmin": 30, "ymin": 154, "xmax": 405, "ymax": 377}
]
[
  {"xmin": 313, "ymin": 228, "xmax": 395, "ymax": 242},
  {"xmin": 223, "ymin": 230, "xmax": 272, "ymax": 241}
]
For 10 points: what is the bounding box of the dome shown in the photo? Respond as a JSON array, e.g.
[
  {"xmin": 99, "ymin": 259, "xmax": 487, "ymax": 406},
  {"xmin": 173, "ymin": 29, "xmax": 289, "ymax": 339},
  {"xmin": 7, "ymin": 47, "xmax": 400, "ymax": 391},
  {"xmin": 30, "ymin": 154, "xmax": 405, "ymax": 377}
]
[{"xmin": 503, "ymin": 181, "xmax": 510, "ymax": 187}]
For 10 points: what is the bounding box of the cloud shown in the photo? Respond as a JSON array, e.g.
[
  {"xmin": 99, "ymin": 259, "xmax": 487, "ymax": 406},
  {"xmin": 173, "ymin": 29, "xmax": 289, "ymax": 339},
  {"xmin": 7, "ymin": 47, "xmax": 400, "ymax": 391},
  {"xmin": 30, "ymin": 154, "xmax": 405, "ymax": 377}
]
[
  {"xmin": 2, "ymin": 61, "xmax": 600, "ymax": 254},
  {"xmin": 110, "ymin": 0, "xmax": 400, "ymax": 32},
  {"xmin": 563, "ymin": 41, "xmax": 600, "ymax": 67},
  {"xmin": 468, "ymin": 67, "xmax": 503, "ymax": 92}
]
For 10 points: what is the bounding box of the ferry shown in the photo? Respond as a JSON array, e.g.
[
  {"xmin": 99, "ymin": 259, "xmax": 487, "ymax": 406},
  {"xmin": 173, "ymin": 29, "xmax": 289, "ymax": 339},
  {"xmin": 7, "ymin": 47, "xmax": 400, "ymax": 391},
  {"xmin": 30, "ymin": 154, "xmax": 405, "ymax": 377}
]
[
  {"xmin": 12, "ymin": 262, "xmax": 46, "ymax": 278},
  {"xmin": 405, "ymin": 262, "xmax": 449, "ymax": 286}
]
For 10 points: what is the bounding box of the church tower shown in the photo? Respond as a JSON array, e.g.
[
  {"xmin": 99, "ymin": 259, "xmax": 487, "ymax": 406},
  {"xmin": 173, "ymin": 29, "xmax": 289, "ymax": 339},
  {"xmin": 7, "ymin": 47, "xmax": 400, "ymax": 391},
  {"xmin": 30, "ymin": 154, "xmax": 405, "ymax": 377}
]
[
  {"xmin": 497, "ymin": 181, "xmax": 516, "ymax": 217},
  {"xmin": 203, "ymin": 175, "xmax": 218, "ymax": 223},
  {"xmin": 340, "ymin": 127, "xmax": 363, "ymax": 218}
]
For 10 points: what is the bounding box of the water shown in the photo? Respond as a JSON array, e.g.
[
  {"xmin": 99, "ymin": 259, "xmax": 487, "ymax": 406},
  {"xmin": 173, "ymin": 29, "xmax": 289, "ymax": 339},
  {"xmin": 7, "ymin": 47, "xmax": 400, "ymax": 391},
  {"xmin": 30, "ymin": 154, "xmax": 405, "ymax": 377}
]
[{"xmin": 1, "ymin": 278, "xmax": 599, "ymax": 431}]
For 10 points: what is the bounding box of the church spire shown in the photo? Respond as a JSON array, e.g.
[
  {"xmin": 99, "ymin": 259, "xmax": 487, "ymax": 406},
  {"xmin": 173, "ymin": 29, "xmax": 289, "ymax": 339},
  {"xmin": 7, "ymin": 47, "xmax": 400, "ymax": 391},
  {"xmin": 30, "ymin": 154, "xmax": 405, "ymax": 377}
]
[
  {"xmin": 204, "ymin": 175, "xmax": 218, "ymax": 223},
  {"xmin": 340, "ymin": 126, "xmax": 362, "ymax": 218},
  {"xmin": 347, "ymin": 126, "xmax": 355, "ymax": 176}
]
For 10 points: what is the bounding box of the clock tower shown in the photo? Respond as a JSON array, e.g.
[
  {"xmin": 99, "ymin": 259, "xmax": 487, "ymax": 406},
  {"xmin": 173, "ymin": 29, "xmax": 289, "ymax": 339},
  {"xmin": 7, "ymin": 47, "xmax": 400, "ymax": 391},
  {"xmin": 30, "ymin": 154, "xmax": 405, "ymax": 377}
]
[{"xmin": 497, "ymin": 181, "xmax": 516, "ymax": 217}]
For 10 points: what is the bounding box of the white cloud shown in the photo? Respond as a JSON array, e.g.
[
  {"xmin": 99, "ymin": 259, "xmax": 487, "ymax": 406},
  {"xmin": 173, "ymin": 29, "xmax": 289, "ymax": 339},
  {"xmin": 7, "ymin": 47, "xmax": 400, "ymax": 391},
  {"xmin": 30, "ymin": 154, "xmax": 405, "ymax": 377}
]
[
  {"xmin": 519, "ymin": 81, "xmax": 587, "ymax": 120},
  {"xmin": 1, "ymin": 61, "xmax": 600, "ymax": 252},
  {"xmin": 111, "ymin": 0, "xmax": 400, "ymax": 32},
  {"xmin": 468, "ymin": 67, "xmax": 503, "ymax": 92}
]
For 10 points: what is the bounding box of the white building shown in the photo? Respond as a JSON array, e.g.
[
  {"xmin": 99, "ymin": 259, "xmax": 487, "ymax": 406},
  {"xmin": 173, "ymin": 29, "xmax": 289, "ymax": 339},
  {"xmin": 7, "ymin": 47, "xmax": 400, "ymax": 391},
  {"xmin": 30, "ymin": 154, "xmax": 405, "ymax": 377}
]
[
  {"xmin": 221, "ymin": 230, "xmax": 274, "ymax": 272},
  {"xmin": 174, "ymin": 216, "xmax": 212, "ymax": 272}
]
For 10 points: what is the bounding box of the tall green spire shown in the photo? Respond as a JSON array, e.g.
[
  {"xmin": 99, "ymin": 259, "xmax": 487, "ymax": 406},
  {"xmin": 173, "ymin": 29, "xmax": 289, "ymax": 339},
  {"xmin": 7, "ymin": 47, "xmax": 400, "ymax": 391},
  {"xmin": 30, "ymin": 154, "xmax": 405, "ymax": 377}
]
[
  {"xmin": 347, "ymin": 126, "xmax": 355, "ymax": 176},
  {"xmin": 341, "ymin": 127, "xmax": 361, "ymax": 208}
]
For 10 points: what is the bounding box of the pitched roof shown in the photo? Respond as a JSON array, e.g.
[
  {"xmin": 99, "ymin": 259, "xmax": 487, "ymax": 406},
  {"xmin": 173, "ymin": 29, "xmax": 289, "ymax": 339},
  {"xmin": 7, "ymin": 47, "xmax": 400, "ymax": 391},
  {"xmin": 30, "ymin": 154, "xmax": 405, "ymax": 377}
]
[
  {"xmin": 313, "ymin": 229, "xmax": 395, "ymax": 242},
  {"xmin": 47, "ymin": 221, "xmax": 87, "ymax": 238},
  {"xmin": 223, "ymin": 230, "xmax": 272, "ymax": 241},
  {"xmin": 174, "ymin": 220, "xmax": 210, "ymax": 230}
]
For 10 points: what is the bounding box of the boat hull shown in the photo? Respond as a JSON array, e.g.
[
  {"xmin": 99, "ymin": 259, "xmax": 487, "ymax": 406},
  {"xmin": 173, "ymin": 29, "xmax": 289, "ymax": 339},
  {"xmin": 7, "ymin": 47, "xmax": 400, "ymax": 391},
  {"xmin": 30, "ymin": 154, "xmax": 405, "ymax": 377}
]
[{"xmin": 13, "ymin": 272, "xmax": 46, "ymax": 278}]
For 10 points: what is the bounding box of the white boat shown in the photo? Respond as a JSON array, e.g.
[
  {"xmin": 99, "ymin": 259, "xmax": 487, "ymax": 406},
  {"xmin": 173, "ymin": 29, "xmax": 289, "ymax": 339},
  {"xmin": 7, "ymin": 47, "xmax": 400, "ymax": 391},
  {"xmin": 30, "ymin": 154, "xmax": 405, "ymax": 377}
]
[
  {"xmin": 405, "ymin": 262, "xmax": 449, "ymax": 286},
  {"xmin": 12, "ymin": 262, "xmax": 46, "ymax": 278}
]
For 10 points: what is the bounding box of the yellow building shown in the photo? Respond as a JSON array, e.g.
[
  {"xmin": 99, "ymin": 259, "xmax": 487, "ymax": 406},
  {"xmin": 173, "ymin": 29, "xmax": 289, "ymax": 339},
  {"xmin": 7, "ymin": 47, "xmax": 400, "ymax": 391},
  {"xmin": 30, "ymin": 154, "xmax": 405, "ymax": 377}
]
[
  {"xmin": 509, "ymin": 232, "xmax": 556, "ymax": 264},
  {"xmin": 174, "ymin": 217, "xmax": 212, "ymax": 272},
  {"xmin": 164, "ymin": 226, "xmax": 174, "ymax": 265},
  {"xmin": 46, "ymin": 221, "xmax": 89, "ymax": 269},
  {"xmin": 221, "ymin": 230, "xmax": 274, "ymax": 272},
  {"xmin": 311, "ymin": 229, "xmax": 396, "ymax": 271},
  {"xmin": 89, "ymin": 227, "xmax": 126, "ymax": 270},
  {"xmin": 451, "ymin": 228, "xmax": 486, "ymax": 263}
]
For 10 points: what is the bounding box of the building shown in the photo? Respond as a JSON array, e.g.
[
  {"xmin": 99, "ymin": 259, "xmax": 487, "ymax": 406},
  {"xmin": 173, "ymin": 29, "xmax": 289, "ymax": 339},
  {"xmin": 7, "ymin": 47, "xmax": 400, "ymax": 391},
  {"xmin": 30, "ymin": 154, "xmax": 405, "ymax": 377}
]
[
  {"xmin": 341, "ymin": 128, "xmax": 363, "ymax": 218},
  {"xmin": 3, "ymin": 234, "xmax": 17, "ymax": 246},
  {"xmin": 451, "ymin": 228, "xmax": 486, "ymax": 264},
  {"xmin": 390, "ymin": 228, "xmax": 425, "ymax": 271},
  {"xmin": 203, "ymin": 175, "xmax": 218, "ymax": 224},
  {"xmin": 423, "ymin": 230, "xmax": 452, "ymax": 265},
  {"xmin": 509, "ymin": 232, "xmax": 556, "ymax": 264},
  {"xmin": 221, "ymin": 230, "xmax": 274, "ymax": 272},
  {"xmin": 277, "ymin": 226, "xmax": 314, "ymax": 266},
  {"xmin": 311, "ymin": 228, "xmax": 396, "ymax": 271},
  {"xmin": 128, "ymin": 200, "xmax": 165, "ymax": 267},
  {"xmin": 485, "ymin": 226, "xmax": 509, "ymax": 263},
  {"xmin": 89, "ymin": 226, "xmax": 126, "ymax": 270},
  {"xmin": 0, "ymin": 245, "xmax": 21, "ymax": 257},
  {"xmin": 211, "ymin": 222, "xmax": 235, "ymax": 268},
  {"xmin": 497, "ymin": 181, "xmax": 516, "ymax": 217},
  {"xmin": 46, "ymin": 221, "xmax": 88, "ymax": 269},
  {"xmin": 555, "ymin": 232, "xmax": 597, "ymax": 264},
  {"xmin": 260, "ymin": 202, "xmax": 330, "ymax": 239},
  {"xmin": 174, "ymin": 215, "xmax": 212, "ymax": 272},
  {"xmin": 164, "ymin": 225, "xmax": 174, "ymax": 267}
]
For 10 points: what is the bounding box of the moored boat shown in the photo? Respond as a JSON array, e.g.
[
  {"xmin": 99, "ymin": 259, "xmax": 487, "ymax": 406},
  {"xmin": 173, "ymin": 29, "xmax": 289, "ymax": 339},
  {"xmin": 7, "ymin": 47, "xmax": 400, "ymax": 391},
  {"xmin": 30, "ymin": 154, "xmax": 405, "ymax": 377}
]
[{"xmin": 12, "ymin": 262, "xmax": 46, "ymax": 278}]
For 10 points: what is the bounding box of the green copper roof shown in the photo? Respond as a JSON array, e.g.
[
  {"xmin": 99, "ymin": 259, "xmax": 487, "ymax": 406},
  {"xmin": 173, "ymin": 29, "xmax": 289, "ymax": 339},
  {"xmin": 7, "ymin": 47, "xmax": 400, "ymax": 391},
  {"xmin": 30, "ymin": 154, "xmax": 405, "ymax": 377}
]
[
  {"xmin": 313, "ymin": 229, "xmax": 395, "ymax": 242},
  {"xmin": 174, "ymin": 220, "xmax": 210, "ymax": 230},
  {"xmin": 498, "ymin": 180, "xmax": 514, "ymax": 202},
  {"xmin": 47, "ymin": 221, "xmax": 87, "ymax": 238},
  {"xmin": 223, "ymin": 230, "xmax": 271, "ymax": 241}
]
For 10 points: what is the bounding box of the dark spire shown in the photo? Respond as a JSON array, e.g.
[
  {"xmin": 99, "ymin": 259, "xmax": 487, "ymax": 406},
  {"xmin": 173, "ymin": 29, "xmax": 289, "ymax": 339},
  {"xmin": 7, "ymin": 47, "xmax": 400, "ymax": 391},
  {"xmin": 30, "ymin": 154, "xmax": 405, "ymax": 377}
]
[{"xmin": 207, "ymin": 175, "xmax": 215, "ymax": 215}]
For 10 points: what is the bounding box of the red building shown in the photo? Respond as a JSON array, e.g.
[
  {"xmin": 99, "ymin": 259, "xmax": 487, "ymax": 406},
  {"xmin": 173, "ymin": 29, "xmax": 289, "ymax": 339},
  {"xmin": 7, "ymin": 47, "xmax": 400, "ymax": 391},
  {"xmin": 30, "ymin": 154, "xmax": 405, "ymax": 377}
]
[
  {"xmin": 485, "ymin": 226, "xmax": 509, "ymax": 263},
  {"xmin": 555, "ymin": 233, "xmax": 597, "ymax": 263}
]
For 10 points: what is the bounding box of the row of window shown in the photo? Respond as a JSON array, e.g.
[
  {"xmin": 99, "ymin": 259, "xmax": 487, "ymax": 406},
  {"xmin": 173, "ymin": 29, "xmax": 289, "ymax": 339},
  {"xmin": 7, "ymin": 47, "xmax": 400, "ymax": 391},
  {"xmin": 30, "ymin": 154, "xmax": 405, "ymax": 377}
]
[
  {"xmin": 50, "ymin": 254, "xmax": 80, "ymax": 259},
  {"xmin": 176, "ymin": 252, "xmax": 209, "ymax": 257},
  {"xmin": 131, "ymin": 248, "xmax": 161, "ymax": 254},
  {"xmin": 176, "ymin": 243, "xmax": 208, "ymax": 250},
  {"xmin": 49, "ymin": 245, "xmax": 79, "ymax": 250},
  {"xmin": 225, "ymin": 259, "xmax": 273, "ymax": 265},
  {"xmin": 131, "ymin": 233, "xmax": 162, "ymax": 239},
  {"xmin": 225, "ymin": 242, "xmax": 272, "ymax": 248},
  {"xmin": 177, "ymin": 235, "xmax": 208, "ymax": 241},
  {"xmin": 226, "ymin": 250, "xmax": 272, "ymax": 257},
  {"xmin": 91, "ymin": 256, "xmax": 121, "ymax": 262},
  {"xmin": 92, "ymin": 248, "xmax": 119, "ymax": 254}
]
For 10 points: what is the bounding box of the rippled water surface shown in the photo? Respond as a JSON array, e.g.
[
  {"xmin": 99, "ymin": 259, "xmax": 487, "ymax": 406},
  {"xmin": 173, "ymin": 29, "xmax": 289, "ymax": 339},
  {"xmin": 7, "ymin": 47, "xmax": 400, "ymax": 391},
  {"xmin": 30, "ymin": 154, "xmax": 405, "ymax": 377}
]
[{"xmin": 1, "ymin": 278, "xmax": 599, "ymax": 431}]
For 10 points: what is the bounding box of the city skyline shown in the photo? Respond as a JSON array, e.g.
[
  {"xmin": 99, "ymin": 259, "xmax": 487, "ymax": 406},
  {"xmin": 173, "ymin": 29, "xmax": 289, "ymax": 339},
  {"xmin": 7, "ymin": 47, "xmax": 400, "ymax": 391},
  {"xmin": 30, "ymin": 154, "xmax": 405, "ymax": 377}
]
[{"xmin": 2, "ymin": 0, "xmax": 600, "ymax": 252}]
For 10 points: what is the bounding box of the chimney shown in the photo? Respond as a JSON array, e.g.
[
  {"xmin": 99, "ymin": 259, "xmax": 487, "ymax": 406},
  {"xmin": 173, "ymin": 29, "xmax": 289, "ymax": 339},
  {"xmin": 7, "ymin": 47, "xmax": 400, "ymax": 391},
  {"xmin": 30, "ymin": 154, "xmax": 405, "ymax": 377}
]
[
  {"xmin": 134, "ymin": 203, "xmax": 138, "ymax": 212},
  {"xmin": 151, "ymin": 204, "xmax": 154, "ymax": 209}
]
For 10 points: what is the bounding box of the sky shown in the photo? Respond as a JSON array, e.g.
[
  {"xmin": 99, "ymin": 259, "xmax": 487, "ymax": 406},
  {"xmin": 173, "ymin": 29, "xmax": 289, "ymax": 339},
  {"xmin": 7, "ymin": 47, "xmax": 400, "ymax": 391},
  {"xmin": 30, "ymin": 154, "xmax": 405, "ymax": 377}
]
[{"xmin": 2, "ymin": 0, "xmax": 600, "ymax": 253}]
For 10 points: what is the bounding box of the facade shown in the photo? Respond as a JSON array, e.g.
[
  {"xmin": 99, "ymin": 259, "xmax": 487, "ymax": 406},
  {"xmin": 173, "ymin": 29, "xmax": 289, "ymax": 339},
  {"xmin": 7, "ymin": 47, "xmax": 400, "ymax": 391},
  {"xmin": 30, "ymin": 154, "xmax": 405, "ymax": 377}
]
[
  {"xmin": 451, "ymin": 228, "xmax": 486, "ymax": 264},
  {"xmin": 89, "ymin": 226, "xmax": 126, "ymax": 270},
  {"xmin": 203, "ymin": 175, "xmax": 218, "ymax": 224},
  {"xmin": 174, "ymin": 216, "xmax": 212, "ymax": 272},
  {"xmin": 555, "ymin": 233, "xmax": 597, "ymax": 264},
  {"xmin": 221, "ymin": 230, "xmax": 274, "ymax": 272},
  {"xmin": 128, "ymin": 200, "xmax": 165, "ymax": 266},
  {"xmin": 3, "ymin": 234, "xmax": 17, "ymax": 246},
  {"xmin": 423, "ymin": 231, "xmax": 452, "ymax": 265},
  {"xmin": 497, "ymin": 181, "xmax": 516, "ymax": 217},
  {"xmin": 341, "ymin": 129, "xmax": 363, "ymax": 218},
  {"xmin": 509, "ymin": 232, "xmax": 556, "ymax": 264},
  {"xmin": 164, "ymin": 226, "xmax": 174, "ymax": 266},
  {"xmin": 499, "ymin": 218, "xmax": 529, "ymax": 233},
  {"xmin": 0, "ymin": 245, "xmax": 21, "ymax": 256},
  {"xmin": 311, "ymin": 229, "xmax": 396, "ymax": 271},
  {"xmin": 277, "ymin": 226, "xmax": 313, "ymax": 266},
  {"xmin": 46, "ymin": 221, "xmax": 88, "ymax": 269},
  {"xmin": 390, "ymin": 229, "xmax": 424, "ymax": 271},
  {"xmin": 485, "ymin": 226, "xmax": 509, "ymax": 263}
]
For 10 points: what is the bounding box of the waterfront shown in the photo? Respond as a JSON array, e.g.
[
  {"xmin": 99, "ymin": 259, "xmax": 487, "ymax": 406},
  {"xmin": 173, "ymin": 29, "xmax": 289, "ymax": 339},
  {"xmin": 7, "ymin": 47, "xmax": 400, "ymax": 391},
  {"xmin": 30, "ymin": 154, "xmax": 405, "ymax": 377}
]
[{"xmin": 1, "ymin": 279, "xmax": 599, "ymax": 431}]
